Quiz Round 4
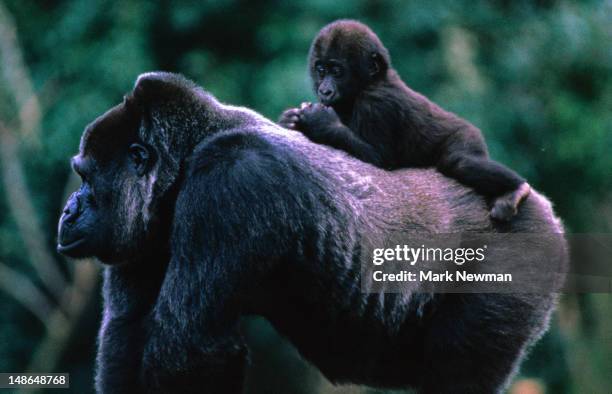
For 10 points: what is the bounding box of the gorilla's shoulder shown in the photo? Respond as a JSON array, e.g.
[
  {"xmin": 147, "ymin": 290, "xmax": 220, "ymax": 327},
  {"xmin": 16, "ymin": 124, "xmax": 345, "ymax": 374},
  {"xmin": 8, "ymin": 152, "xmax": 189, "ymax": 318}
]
[
  {"xmin": 186, "ymin": 127, "xmax": 306, "ymax": 179},
  {"xmin": 180, "ymin": 128, "xmax": 333, "ymax": 222}
]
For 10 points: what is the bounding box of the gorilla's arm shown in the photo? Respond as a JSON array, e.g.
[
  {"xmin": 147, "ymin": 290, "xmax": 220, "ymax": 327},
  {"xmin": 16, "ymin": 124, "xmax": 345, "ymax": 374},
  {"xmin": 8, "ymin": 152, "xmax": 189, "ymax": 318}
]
[
  {"xmin": 96, "ymin": 263, "xmax": 165, "ymax": 394},
  {"xmin": 142, "ymin": 254, "xmax": 247, "ymax": 394},
  {"xmin": 279, "ymin": 104, "xmax": 383, "ymax": 166},
  {"xmin": 139, "ymin": 131, "xmax": 317, "ymax": 394},
  {"xmin": 140, "ymin": 173, "xmax": 248, "ymax": 393}
]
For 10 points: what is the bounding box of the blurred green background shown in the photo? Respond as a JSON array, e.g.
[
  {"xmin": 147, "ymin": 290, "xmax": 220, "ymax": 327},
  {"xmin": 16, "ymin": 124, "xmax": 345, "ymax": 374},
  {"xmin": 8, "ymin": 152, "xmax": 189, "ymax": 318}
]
[{"xmin": 0, "ymin": 1, "xmax": 610, "ymax": 393}]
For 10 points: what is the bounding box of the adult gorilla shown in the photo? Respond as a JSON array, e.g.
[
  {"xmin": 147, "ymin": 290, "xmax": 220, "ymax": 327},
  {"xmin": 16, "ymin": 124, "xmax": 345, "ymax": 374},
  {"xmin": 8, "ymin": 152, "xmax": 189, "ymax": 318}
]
[{"xmin": 57, "ymin": 72, "xmax": 565, "ymax": 394}]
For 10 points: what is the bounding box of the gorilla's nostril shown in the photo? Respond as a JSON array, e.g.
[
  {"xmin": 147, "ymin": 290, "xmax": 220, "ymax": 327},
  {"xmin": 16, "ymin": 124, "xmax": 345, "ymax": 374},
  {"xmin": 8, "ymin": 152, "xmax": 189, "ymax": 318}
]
[{"xmin": 62, "ymin": 197, "xmax": 80, "ymax": 223}]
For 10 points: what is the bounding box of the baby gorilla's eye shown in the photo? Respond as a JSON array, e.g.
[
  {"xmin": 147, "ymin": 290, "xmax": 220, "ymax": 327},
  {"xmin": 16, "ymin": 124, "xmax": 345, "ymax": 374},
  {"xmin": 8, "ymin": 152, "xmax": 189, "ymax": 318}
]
[
  {"xmin": 330, "ymin": 66, "xmax": 343, "ymax": 77},
  {"xmin": 315, "ymin": 64, "xmax": 326, "ymax": 78}
]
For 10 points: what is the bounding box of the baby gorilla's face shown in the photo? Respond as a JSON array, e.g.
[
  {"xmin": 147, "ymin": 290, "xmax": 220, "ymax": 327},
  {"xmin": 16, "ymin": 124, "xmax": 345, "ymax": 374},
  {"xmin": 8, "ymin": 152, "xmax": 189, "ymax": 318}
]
[
  {"xmin": 308, "ymin": 20, "xmax": 392, "ymax": 113},
  {"xmin": 312, "ymin": 59, "xmax": 347, "ymax": 106}
]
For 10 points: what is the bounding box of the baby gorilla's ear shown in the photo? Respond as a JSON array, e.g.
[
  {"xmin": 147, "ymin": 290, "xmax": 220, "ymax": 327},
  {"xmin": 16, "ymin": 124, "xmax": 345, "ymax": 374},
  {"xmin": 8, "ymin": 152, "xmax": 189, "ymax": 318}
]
[{"xmin": 369, "ymin": 52, "xmax": 387, "ymax": 78}]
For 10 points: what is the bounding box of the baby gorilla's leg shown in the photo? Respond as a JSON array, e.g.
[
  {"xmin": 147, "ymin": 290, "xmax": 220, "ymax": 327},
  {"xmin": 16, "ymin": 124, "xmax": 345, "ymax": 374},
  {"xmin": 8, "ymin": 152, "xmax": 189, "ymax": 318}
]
[
  {"xmin": 491, "ymin": 182, "xmax": 531, "ymax": 221},
  {"xmin": 438, "ymin": 152, "xmax": 530, "ymax": 221}
]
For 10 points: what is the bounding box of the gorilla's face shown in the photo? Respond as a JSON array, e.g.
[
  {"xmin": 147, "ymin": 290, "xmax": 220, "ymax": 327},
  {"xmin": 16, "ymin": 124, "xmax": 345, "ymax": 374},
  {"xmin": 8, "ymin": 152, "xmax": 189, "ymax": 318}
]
[
  {"xmin": 309, "ymin": 21, "xmax": 389, "ymax": 114},
  {"xmin": 57, "ymin": 155, "xmax": 112, "ymax": 259},
  {"xmin": 310, "ymin": 48, "xmax": 381, "ymax": 114},
  {"xmin": 57, "ymin": 72, "xmax": 221, "ymax": 264},
  {"xmin": 57, "ymin": 100, "xmax": 159, "ymax": 264},
  {"xmin": 312, "ymin": 59, "xmax": 353, "ymax": 106}
]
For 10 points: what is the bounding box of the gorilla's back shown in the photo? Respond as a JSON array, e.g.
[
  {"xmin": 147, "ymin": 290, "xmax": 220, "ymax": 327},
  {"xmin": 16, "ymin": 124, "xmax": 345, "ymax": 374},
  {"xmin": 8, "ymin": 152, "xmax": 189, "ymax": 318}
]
[
  {"xmin": 259, "ymin": 119, "xmax": 563, "ymax": 236},
  {"xmin": 240, "ymin": 120, "xmax": 566, "ymax": 389}
]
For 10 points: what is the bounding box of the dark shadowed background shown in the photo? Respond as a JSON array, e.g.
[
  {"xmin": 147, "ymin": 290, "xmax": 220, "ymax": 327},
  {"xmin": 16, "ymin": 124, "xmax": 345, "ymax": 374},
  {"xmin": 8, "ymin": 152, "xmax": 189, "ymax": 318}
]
[{"xmin": 0, "ymin": 1, "xmax": 610, "ymax": 393}]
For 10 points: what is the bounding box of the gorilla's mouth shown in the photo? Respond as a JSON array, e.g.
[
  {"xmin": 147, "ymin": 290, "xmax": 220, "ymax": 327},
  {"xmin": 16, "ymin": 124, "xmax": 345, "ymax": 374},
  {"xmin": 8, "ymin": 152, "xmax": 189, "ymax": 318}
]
[
  {"xmin": 57, "ymin": 237, "xmax": 86, "ymax": 255},
  {"xmin": 320, "ymin": 95, "xmax": 337, "ymax": 105}
]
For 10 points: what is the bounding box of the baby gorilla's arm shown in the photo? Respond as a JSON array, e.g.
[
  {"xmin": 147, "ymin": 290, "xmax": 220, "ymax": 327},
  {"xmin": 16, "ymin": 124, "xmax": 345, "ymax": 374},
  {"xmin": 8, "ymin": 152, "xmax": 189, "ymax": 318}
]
[{"xmin": 279, "ymin": 103, "xmax": 383, "ymax": 166}]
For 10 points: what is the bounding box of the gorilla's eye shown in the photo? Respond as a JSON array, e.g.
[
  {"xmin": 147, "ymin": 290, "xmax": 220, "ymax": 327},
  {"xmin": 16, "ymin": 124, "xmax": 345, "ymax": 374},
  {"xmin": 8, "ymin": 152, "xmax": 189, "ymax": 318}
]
[
  {"xmin": 315, "ymin": 64, "xmax": 325, "ymax": 78},
  {"xmin": 330, "ymin": 65, "xmax": 343, "ymax": 77},
  {"xmin": 129, "ymin": 143, "xmax": 152, "ymax": 177}
]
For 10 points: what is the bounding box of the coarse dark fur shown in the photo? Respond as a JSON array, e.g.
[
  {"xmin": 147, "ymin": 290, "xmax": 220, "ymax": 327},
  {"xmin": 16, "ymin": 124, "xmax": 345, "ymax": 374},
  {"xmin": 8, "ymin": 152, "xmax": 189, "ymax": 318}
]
[
  {"xmin": 57, "ymin": 72, "xmax": 566, "ymax": 394},
  {"xmin": 279, "ymin": 20, "xmax": 531, "ymax": 221}
]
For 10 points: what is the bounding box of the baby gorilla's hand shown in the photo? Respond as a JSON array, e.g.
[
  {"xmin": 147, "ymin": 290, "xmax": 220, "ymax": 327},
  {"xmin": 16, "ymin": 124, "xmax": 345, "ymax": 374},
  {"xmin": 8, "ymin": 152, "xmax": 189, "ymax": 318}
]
[
  {"xmin": 278, "ymin": 103, "xmax": 342, "ymax": 144},
  {"xmin": 296, "ymin": 102, "xmax": 342, "ymax": 143},
  {"xmin": 278, "ymin": 107, "xmax": 302, "ymax": 130}
]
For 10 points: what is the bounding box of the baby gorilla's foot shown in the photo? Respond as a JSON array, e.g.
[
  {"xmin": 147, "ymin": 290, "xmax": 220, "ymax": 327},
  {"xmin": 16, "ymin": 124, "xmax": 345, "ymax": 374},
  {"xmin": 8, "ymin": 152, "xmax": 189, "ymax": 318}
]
[{"xmin": 491, "ymin": 183, "xmax": 531, "ymax": 221}]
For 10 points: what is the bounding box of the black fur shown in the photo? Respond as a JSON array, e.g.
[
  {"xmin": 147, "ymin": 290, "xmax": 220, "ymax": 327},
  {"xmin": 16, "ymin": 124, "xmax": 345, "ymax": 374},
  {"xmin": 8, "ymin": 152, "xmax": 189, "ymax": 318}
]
[
  {"xmin": 279, "ymin": 20, "xmax": 531, "ymax": 221},
  {"xmin": 57, "ymin": 72, "xmax": 565, "ymax": 393}
]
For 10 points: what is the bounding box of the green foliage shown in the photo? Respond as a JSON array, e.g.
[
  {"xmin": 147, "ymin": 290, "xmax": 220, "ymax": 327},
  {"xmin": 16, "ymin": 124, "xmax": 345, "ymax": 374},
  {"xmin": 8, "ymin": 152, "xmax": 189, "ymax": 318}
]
[{"xmin": 1, "ymin": 1, "xmax": 610, "ymax": 393}]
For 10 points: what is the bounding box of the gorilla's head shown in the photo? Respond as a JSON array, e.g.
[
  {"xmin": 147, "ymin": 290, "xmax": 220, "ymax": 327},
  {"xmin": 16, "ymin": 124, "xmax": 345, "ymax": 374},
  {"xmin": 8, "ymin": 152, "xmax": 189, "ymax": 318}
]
[
  {"xmin": 308, "ymin": 20, "xmax": 390, "ymax": 109},
  {"xmin": 57, "ymin": 72, "xmax": 226, "ymax": 263}
]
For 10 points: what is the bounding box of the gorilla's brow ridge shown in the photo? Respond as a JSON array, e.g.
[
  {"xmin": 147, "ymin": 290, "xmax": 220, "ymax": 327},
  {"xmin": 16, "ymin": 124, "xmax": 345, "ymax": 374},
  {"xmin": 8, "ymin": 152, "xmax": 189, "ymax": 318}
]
[{"xmin": 71, "ymin": 156, "xmax": 89, "ymax": 177}]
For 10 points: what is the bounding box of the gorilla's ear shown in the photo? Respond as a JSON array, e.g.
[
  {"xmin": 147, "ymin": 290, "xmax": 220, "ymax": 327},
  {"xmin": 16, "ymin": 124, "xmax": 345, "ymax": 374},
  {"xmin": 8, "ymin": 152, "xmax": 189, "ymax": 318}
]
[{"xmin": 369, "ymin": 52, "xmax": 388, "ymax": 78}]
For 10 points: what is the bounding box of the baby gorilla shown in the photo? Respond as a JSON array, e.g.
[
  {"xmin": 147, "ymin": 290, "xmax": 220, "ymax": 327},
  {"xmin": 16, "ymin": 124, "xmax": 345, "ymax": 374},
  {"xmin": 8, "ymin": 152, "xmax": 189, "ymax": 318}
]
[{"xmin": 279, "ymin": 20, "xmax": 530, "ymax": 221}]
